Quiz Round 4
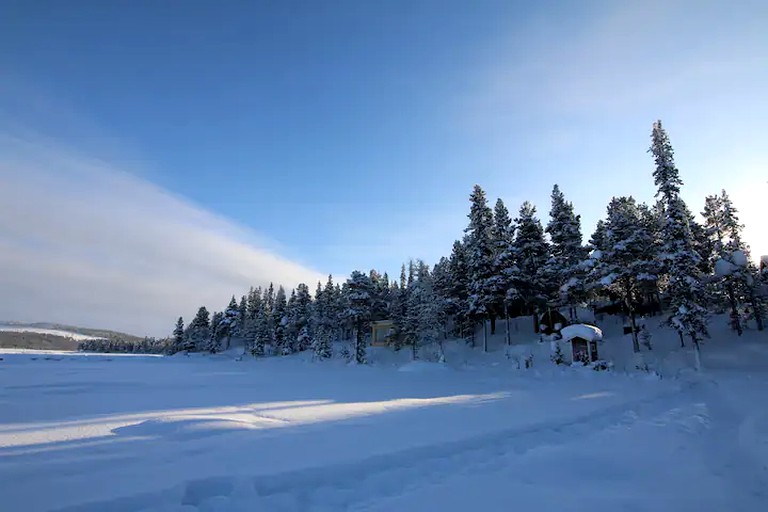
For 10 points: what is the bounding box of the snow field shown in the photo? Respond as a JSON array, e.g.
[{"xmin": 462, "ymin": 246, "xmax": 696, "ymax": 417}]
[{"xmin": 2, "ymin": 323, "xmax": 768, "ymax": 512}]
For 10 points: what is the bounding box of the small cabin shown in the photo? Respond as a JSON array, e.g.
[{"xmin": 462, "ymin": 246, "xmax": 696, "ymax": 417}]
[
  {"xmin": 370, "ymin": 320, "xmax": 394, "ymax": 347},
  {"xmin": 558, "ymin": 324, "xmax": 603, "ymax": 364}
]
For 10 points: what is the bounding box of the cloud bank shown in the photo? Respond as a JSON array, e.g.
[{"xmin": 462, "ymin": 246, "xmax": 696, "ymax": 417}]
[{"xmin": 0, "ymin": 133, "xmax": 324, "ymax": 336}]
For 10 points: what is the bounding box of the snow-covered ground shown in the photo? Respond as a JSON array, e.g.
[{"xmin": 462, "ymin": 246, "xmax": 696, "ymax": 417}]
[{"xmin": 1, "ymin": 322, "xmax": 767, "ymax": 511}]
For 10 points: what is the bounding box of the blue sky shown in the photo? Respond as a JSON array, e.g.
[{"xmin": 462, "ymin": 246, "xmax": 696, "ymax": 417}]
[{"xmin": 1, "ymin": 0, "xmax": 767, "ymax": 334}]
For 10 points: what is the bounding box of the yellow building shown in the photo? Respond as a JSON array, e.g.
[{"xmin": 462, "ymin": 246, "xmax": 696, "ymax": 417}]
[{"xmin": 370, "ymin": 320, "xmax": 394, "ymax": 346}]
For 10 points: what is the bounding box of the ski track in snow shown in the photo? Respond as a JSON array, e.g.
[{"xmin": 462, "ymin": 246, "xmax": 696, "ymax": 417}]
[{"xmin": 53, "ymin": 387, "xmax": 693, "ymax": 512}]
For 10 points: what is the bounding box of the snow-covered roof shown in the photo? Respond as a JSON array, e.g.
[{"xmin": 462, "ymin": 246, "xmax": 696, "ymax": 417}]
[{"xmin": 559, "ymin": 324, "xmax": 603, "ymax": 342}]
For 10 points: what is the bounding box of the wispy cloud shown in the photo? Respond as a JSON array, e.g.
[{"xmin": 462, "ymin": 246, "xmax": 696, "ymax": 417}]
[{"xmin": 0, "ymin": 132, "xmax": 324, "ymax": 336}]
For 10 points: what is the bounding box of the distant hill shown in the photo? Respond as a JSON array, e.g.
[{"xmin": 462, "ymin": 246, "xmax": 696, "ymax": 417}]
[{"xmin": 0, "ymin": 322, "xmax": 143, "ymax": 351}]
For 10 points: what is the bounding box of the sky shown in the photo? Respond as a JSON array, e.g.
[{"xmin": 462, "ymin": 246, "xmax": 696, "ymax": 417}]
[{"xmin": 1, "ymin": 0, "xmax": 767, "ymax": 336}]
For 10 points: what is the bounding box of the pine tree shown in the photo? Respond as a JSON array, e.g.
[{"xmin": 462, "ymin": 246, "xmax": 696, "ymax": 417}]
[
  {"xmin": 273, "ymin": 286, "xmax": 289, "ymax": 355},
  {"xmin": 650, "ymin": 121, "xmax": 708, "ymax": 362},
  {"xmin": 236, "ymin": 295, "xmax": 247, "ymax": 336},
  {"xmin": 408, "ymin": 261, "xmax": 443, "ymax": 361},
  {"xmin": 464, "ymin": 185, "xmax": 496, "ymax": 350},
  {"xmin": 187, "ymin": 306, "xmax": 211, "ymax": 351},
  {"xmin": 545, "ymin": 184, "xmax": 588, "ymax": 318},
  {"xmin": 650, "ymin": 120, "xmax": 682, "ymax": 207},
  {"xmin": 431, "ymin": 257, "xmax": 453, "ymax": 342},
  {"xmin": 344, "ymin": 270, "xmax": 374, "ymax": 363},
  {"xmin": 390, "ymin": 264, "xmax": 409, "ymax": 349},
  {"xmin": 589, "ymin": 196, "xmax": 658, "ymax": 352},
  {"xmin": 313, "ymin": 326, "xmax": 333, "ymax": 360},
  {"xmin": 221, "ymin": 296, "xmax": 240, "ymax": 350},
  {"xmin": 207, "ymin": 311, "xmax": 224, "ymax": 353},
  {"xmin": 666, "ymin": 196, "xmax": 710, "ymax": 355},
  {"xmin": 285, "ymin": 289, "xmax": 299, "ymax": 348},
  {"xmin": 368, "ymin": 270, "xmax": 389, "ymax": 321},
  {"xmin": 252, "ymin": 287, "xmax": 273, "ymax": 357},
  {"xmin": 243, "ymin": 312, "xmax": 258, "ymax": 355},
  {"xmin": 293, "ymin": 283, "xmax": 314, "ymax": 350},
  {"xmin": 487, "ymin": 198, "xmax": 517, "ymax": 339},
  {"xmin": 319, "ymin": 275, "xmax": 340, "ymax": 341},
  {"xmin": 446, "ymin": 240, "xmax": 472, "ymax": 340},
  {"xmin": 706, "ymin": 190, "xmax": 764, "ymax": 332},
  {"xmin": 247, "ymin": 286, "xmax": 262, "ymax": 320},
  {"xmin": 589, "ymin": 220, "xmax": 609, "ymax": 253},
  {"xmin": 512, "ymin": 201, "xmax": 550, "ymax": 331},
  {"xmin": 172, "ymin": 317, "xmax": 185, "ymax": 354}
]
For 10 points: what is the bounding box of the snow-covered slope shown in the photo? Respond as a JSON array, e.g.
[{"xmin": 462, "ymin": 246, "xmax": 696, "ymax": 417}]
[{"xmin": 0, "ymin": 325, "xmax": 106, "ymax": 341}]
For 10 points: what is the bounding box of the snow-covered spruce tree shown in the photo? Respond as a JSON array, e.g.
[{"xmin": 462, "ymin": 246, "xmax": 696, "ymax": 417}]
[
  {"xmin": 186, "ymin": 306, "xmax": 211, "ymax": 352},
  {"xmin": 666, "ymin": 196, "xmax": 710, "ymax": 356},
  {"xmin": 545, "ymin": 184, "xmax": 588, "ymax": 320},
  {"xmin": 220, "ymin": 296, "xmax": 240, "ymax": 350},
  {"xmin": 431, "ymin": 257, "xmax": 453, "ymax": 342},
  {"xmin": 512, "ymin": 201, "xmax": 551, "ymax": 332},
  {"xmin": 316, "ymin": 275, "xmax": 341, "ymax": 342},
  {"xmin": 589, "ymin": 220, "xmax": 609, "ymax": 253},
  {"xmin": 207, "ymin": 311, "xmax": 224, "ymax": 354},
  {"xmin": 293, "ymin": 283, "xmax": 314, "ymax": 350},
  {"xmin": 326, "ymin": 275, "xmax": 344, "ymax": 340},
  {"xmin": 707, "ymin": 190, "xmax": 765, "ymax": 331},
  {"xmin": 235, "ymin": 295, "xmax": 247, "ymax": 336},
  {"xmin": 402, "ymin": 260, "xmax": 430, "ymax": 359},
  {"xmin": 411, "ymin": 261, "xmax": 445, "ymax": 361},
  {"xmin": 310, "ymin": 280, "xmax": 333, "ymax": 359},
  {"xmin": 252, "ymin": 287, "xmax": 273, "ymax": 357},
  {"xmin": 243, "ymin": 313, "xmax": 257, "ymax": 355},
  {"xmin": 488, "ymin": 198, "xmax": 517, "ymax": 344},
  {"xmin": 650, "ymin": 120, "xmax": 683, "ymax": 209},
  {"xmin": 313, "ymin": 325, "xmax": 334, "ymax": 360},
  {"xmin": 285, "ymin": 289, "xmax": 299, "ymax": 347},
  {"xmin": 464, "ymin": 185, "xmax": 496, "ymax": 351},
  {"xmin": 246, "ymin": 286, "xmax": 262, "ymax": 321},
  {"xmin": 273, "ymin": 286, "xmax": 289, "ymax": 355},
  {"xmin": 390, "ymin": 264, "xmax": 410, "ymax": 350},
  {"xmin": 343, "ymin": 270, "xmax": 374, "ymax": 364},
  {"xmin": 264, "ymin": 283, "xmax": 275, "ymax": 338},
  {"xmin": 446, "ymin": 240, "xmax": 473, "ymax": 340},
  {"xmin": 172, "ymin": 316, "xmax": 185, "ymax": 354},
  {"xmin": 368, "ymin": 269, "xmax": 390, "ymax": 322},
  {"xmin": 589, "ymin": 196, "xmax": 658, "ymax": 352},
  {"xmin": 650, "ymin": 121, "xmax": 709, "ymax": 361}
]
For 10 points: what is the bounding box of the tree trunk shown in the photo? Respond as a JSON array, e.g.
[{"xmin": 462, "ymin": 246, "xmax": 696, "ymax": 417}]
[
  {"xmin": 355, "ymin": 317, "xmax": 364, "ymax": 364},
  {"xmin": 679, "ymin": 331, "xmax": 685, "ymax": 348},
  {"xmin": 482, "ymin": 319, "xmax": 488, "ymax": 353},
  {"xmin": 628, "ymin": 308, "xmax": 640, "ymax": 353},
  {"xmin": 748, "ymin": 289, "xmax": 765, "ymax": 331},
  {"xmin": 727, "ymin": 284, "xmax": 743, "ymax": 336},
  {"xmin": 490, "ymin": 315, "xmax": 496, "ymax": 335},
  {"xmin": 692, "ymin": 336, "xmax": 702, "ymax": 371},
  {"xmin": 532, "ymin": 307, "xmax": 540, "ymax": 334},
  {"xmin": 505, "ymin": 311, "xmax": 511, "ymax": 346}
]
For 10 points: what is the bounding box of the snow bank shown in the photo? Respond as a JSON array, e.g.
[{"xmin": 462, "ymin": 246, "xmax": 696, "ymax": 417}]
[{"xmin": 397, "ymin": 361, "xmax": 449, "ymax": 373}]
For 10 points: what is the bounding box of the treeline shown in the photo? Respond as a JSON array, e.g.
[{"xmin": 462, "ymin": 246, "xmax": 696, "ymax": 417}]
[
  {"xmin": 168, "ymin": 120, "xmax": 766, "ymax": 362},
  {"xmin": 78, "ymin": 336, "xmax": 171, "ymax": 354}
]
